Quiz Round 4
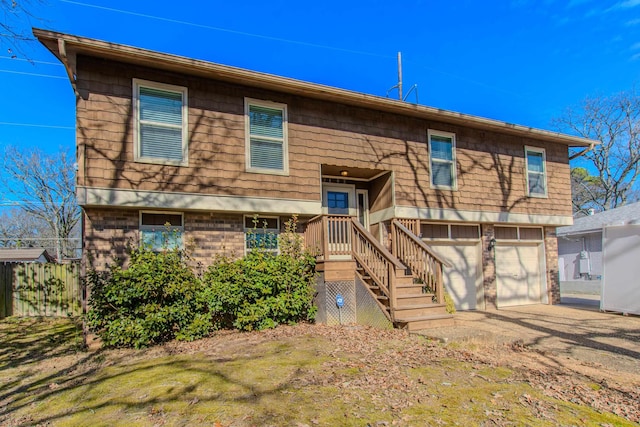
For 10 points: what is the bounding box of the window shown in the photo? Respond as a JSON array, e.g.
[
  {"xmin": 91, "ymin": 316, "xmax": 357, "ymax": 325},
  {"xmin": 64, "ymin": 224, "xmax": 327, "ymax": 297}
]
[
  {"xmin": 140, "ymin": 212, "xmax": 184, "ymax": 250},
  {"xmin": 133, "ymin": 79, "xmax": 188, "ymax": 165},
  {"xmin": 525, "ymin": 146, "xmax": 547, "ymax": 197},
  {"xmin": 244, "ymin": 215, "xmax": 280, "ymax": 252},
  {"xmin": 494, "ymin": 226, "xmax": 543, "ymax": 241},
  {"xmin": 421, "ymin": 223, "xmax": 480, "ymax": 240},
  {"xmin": 428, "ymin": 130, "xmax": 457, "ymax": 189},
  {"xmin": 245, "ymin": 98, "xmax": 288, "ymax": 174}
]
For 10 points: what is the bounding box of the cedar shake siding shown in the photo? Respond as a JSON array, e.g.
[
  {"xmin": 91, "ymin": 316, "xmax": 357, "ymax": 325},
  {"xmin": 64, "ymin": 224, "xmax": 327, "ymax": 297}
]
[
  {"xmin": 75, "ymin": 55, "xmax": 572, "ymax": 218},
  {"xmin": 35, "ymin": 29, "xmax": 596, "ymax": 313}
]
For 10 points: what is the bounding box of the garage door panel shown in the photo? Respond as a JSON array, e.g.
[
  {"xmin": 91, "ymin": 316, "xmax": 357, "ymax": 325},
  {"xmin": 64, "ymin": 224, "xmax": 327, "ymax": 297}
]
[
  {"xmin": 430, "ymin": 243, "xmax": 481, "ymax": 310},
  {"xmin": 496, "ymin": 244, "xmax": 543, "ymax": 307}
]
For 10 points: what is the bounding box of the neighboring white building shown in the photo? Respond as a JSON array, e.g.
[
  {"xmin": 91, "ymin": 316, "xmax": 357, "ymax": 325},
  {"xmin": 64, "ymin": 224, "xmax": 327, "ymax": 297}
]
[{"xmin": 557, "ymin": 202, "xmax": 640, "ymax": 281}]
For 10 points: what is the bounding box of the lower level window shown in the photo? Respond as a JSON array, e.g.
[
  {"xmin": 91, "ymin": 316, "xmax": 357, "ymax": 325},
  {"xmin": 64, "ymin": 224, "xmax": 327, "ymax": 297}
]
[
  {"xmin": 245, "ymin": 215, "xmax": 279, "ymax": 252},
  {"xmin": 140, "ymin": 212, "xmax": 184, "ymax": 250}
]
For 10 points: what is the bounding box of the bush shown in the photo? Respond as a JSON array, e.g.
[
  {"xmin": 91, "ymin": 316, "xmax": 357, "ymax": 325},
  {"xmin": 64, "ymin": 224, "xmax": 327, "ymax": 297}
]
[
  {"xmin": 86, "ymin": 246, "xmax": 211, "ymax": 348},
  {"xmin": 202, "ymin": 216, "xmax": 317, "ymax": 331}
]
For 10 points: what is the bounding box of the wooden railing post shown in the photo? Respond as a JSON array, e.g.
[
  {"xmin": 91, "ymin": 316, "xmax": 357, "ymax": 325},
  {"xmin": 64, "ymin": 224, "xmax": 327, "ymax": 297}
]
[
  {"xmin": 436, "ymin": 263, "xmax": 445, "ymax": 304},
  {"xmin": 321, "ymin": 215, "xmax": 329, "ymax": 259}
]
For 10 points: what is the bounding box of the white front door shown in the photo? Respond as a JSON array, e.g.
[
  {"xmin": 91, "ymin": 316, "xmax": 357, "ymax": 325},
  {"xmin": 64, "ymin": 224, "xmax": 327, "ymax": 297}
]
[{"xmin": 323, "ymin": 184, "xmax": 356, "ymax": 216}]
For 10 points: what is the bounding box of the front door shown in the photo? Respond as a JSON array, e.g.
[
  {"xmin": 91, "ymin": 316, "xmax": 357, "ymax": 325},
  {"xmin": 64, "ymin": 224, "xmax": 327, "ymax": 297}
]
[{"xmin": 323, "ymin": 184, "xmax": 356, "ymax": 257}]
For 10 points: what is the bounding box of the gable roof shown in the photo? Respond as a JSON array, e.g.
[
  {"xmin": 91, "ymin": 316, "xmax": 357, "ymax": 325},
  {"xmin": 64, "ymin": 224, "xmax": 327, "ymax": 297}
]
[
  {"xmin": 33, "ymin": 28, "xmax": 597, "ymax": 149},
  {"xmin": 557, "ymin": 202, "xmax": 640, "ymax": 236},
  {"xmin": 0, "ymin": 248, "xmax": 55, "ymax": 263}
]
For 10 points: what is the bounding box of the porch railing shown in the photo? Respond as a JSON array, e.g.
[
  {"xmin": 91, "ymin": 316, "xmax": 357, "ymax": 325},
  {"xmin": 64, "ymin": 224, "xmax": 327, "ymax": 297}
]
[
  {"xmin": 391, "ymin": 219, "xmax": 448, "ymax": 304},
  {"xmin": 351, "ymin": 218, "xmax": 405, "ymax": 312},
  {"xmin": 304, "ymin": 215, "xmax": 448, "ymax": 315}
]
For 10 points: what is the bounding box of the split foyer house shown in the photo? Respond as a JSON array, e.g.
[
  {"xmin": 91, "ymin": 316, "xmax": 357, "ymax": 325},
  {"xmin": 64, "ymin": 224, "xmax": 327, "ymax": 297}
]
[{"xmin": 35, "ymin": 29, "xmax": 596, "ymax": 330}]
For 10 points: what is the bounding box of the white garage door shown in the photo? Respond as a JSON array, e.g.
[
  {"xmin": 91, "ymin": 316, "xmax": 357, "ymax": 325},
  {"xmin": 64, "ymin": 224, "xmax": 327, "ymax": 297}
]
[
  {"xmin": 430, "ymin": 243, "xmax": 482, "ymax": 310},
  {"xmin": 495, "ymin": 244, "xmax": 544, "ymax": 307}
]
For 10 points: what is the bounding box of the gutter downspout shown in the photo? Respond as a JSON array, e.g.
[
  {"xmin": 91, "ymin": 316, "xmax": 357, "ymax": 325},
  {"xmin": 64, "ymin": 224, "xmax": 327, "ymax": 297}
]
[
  {"xmin": 568, "ymin": 142, "xmax": 596, "ymax": 161},
  {"xmin": 58, "ymin": 38, "xmax": 79, "ymax": 97}
]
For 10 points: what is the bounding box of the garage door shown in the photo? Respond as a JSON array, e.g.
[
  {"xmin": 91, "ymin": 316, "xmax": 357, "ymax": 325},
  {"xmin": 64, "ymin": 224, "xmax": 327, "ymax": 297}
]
[
  {"xmin": 495, "ymin": 244, "xmax": 544, "ymax": 307},
  {"xmin": 430, "ymin": 242, "xmax": 482, "ymax": 310}
]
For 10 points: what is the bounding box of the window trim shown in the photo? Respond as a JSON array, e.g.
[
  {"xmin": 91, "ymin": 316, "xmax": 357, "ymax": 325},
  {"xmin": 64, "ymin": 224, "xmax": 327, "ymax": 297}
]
[
  {"xmin": 428, "ymin": 129, "xmax": 457, "ymax": 190},
  {"xmin": 133, "ymin": 79, "xmax": 189, "ymax": 166},
  {"xmin": 244, "ymin": 97, "xmax": 289, "ymax": 175},
  {"xmin": 524, "ymin": 146, "xmax": 548, "ymax": 198},
  {"xmin": 244, "ymin": 215, "xmax": 280, "ymax": 254},
  {"xmin": 139, "ymin": 210, "xmax": 185, "ymax": 250}
]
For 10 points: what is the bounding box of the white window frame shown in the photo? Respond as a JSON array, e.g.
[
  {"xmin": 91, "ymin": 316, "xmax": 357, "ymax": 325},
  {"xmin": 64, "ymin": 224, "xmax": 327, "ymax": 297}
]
[
  {"xmin": 133, "ymin": 79, "xmax": 189, "ymax": 166},
  {"xmin": 428, "ymin": 129, "xmax": 457, "ymax": 190},
  {"xmin": 244, "ymin": 215, "xmax": 280, "ymax": 254},
  {"xmin": 244, "ymin": 98, "xmax": 289, "ymax": 175},
  {"xmin": 525, "ymin": 146, "xmax": 548, "ymax": 198},
  {"xmin": 139, "ymin": 211, "xmax": 184, "ymax": 250}
]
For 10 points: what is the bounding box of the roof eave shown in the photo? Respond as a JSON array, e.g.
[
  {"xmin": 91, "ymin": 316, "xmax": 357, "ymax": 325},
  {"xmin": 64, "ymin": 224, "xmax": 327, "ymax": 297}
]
[{"xmin": 33, "ymin": 28, "xmax": 597, "ymax": 148}]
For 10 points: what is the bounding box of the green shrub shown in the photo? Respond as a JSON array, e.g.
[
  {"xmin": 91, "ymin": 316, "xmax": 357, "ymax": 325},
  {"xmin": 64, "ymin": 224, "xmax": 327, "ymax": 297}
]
[
  {"xmin": 443, "ymin": 289, "xmax": 457, "ymax": 314},
  {"xmin": 202, "ymin": 216, "xmax": 317, "ymax": 331},
  {"xmin": 86, "ymin": 246, "xmax": 210, "ymax": 348}
]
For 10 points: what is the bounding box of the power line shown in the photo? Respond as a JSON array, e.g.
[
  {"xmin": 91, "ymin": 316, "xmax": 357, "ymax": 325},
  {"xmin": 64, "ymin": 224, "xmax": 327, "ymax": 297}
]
[
  {"xmin": 0, "ymin": 121, "xmax": 74, "ymax": 129},
  {"xmin": 0, "ymin": 56, "xmax": 63, "ymax": 66},
  {"xmin": 59, "ymin": 0, "xmax": 393, "ymax": 60},
  {"xmin": 0, "ymin": 69, "xmax": 66, "ymax": 79}
]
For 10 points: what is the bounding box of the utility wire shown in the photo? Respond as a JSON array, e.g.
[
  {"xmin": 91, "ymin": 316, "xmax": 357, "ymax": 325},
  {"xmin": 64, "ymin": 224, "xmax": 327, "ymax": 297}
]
[
  {"xmin": 0, "ymin": 56, "xmax": 63, "ymax": 66},
  {"xmin": 0, "ymin": 122, "xmax": 74, "ymax": 129},
  {"xmin": 60, "ymin": 0, "xmax": 393, "ymax": 60},
  {"xmin": 0, "ymin": 69, "xmax": 66, "ymax": 79}
]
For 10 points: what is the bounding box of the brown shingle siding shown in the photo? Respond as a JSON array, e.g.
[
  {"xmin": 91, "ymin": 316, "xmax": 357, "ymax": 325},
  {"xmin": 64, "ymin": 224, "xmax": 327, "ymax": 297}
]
[{"xmin": 76, "ymin": 55, "xmax": 572, "ymax": 217}]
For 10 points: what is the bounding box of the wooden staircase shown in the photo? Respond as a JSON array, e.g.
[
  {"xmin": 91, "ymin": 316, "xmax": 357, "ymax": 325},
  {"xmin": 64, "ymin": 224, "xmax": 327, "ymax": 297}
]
[
  {"xmin": 305, "ymin": 215, "xmax": 454, "ymax": 331},
  {"xmin": 356, "ymin": 265, "xmax": 454, "ymax": 330}
]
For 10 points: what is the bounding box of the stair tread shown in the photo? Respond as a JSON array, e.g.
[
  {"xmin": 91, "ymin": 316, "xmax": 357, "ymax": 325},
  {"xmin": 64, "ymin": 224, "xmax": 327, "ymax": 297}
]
[
  {"xmin": 397, "ymin": 293, "xmax": 435, "ymax": 299},
  {"xmin": 394, "ymin": 303, "xmax": 446, "ymax": 310},
  {"xmin": 394, "ymin": 313, "xmax": 453, "ymax": 322}
]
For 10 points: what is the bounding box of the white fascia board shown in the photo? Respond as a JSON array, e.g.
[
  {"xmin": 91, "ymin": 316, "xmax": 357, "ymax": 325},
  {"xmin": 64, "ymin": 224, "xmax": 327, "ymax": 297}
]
[
  {"xmin": 370, "ymin": 205, "xmax": 572, "ymax": 226},
  {"xmin": 77, "ymin": 187, "xmax": 322, "ymax": 216}
]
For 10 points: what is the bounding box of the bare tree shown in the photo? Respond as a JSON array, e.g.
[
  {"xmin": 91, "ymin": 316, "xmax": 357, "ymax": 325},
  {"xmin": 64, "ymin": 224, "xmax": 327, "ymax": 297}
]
[
  {"xmin": 552, "ymin": 89, "xmax": 640, "ymax": 210},
  {"xmin": 1, "ymin": 147, "xmax": 80, "ymax": 260},
  {"xmin": 1, "ymin": 0, "xmax": 44, "ymax": 58},
  {"xmin": 570, "ymin": 167, "xmax": 606, "ymax": 216}
]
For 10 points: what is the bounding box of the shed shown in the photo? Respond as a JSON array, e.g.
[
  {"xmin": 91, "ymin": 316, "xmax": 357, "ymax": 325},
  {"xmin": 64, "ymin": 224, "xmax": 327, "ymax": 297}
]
[
  {"xmin": 556, "ymin": 202, "xmax": 640, "ymax": 282},
  {"xmin": 0, "ymin": 248, "xmax": 56, "ymax": 263}
]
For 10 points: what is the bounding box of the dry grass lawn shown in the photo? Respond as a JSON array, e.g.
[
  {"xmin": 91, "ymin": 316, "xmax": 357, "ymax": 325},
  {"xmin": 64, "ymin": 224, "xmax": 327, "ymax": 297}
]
[{"xmin": 0, "ymin": 318, "xmax": 637, "ymax": 426}]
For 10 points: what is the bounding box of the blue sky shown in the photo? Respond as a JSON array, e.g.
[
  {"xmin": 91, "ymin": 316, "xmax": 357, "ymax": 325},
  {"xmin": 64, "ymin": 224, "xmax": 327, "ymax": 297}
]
[{"xmin": 1, "ymin": 0, "xmax": 639, "ymax": 161}]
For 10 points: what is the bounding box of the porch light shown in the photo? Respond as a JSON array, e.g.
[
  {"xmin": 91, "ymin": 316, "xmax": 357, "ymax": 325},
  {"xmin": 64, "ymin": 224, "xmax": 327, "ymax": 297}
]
[{"xmin": 340, "ymin": 170, "xmax": 348, "ymax": 177}]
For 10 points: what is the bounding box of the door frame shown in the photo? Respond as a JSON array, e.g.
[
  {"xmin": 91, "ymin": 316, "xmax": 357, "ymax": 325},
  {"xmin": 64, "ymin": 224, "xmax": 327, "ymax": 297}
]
[
  {"xmin": 356, "ymin": 189, "xmax": 370, "ymax": 229},
  {"xmin": 322, "ymin": 183, "xmax": 357, "ymax": 216}
]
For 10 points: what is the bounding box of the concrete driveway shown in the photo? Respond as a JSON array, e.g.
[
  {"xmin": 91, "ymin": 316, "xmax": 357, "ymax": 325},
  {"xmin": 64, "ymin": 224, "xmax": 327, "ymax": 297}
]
[{"xmin": 420, "ymin": 302, "xmax": 640, "ymax": 375}]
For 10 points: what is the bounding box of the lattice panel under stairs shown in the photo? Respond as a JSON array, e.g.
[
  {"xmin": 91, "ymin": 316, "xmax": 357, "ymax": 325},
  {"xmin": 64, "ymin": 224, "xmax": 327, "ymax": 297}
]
[
  {"xmin": 355, "ymin": 276, "xmax": 393, "ymax": 330},
  {"xmin": 325, "ymin": 281, "xmax": 356, "ymax": 325}
]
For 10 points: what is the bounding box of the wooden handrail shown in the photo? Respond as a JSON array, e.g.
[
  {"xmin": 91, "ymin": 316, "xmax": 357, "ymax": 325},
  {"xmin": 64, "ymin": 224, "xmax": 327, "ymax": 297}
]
[
  {"xmin": 392, "ymin": 220, "xmax": 451, "ymax": 267},
  {"xmin": 391, "ymin": 219, "xmax": 447, "ymax": 304},
  {"xmin": 351, "ymin": 218, "xmax": 405, "ymax": 270}
]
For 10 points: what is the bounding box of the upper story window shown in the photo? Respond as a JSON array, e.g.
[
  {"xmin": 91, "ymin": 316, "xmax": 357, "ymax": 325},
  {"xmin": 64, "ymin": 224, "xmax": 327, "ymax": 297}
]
[
  {"xmin": 133, "ymin": 79, "xmax": 188, "ymax": 166},
  {"xmin": 525, "ymin": 146, "xmax": 547, "ymax": 197},
  {"xmin": 140, "ymin": 211, "xmax": 184, "ymax": 251},
  {"xmin": 428, "ymin": 130, "xmax": 457, "ymax": 190},
  {"xmin": 245, "ymin": 98, "xmax": 288, "ymax": 175}
]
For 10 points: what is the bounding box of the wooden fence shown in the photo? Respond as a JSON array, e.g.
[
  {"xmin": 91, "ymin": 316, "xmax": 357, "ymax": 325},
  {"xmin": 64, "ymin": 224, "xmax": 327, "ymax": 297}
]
[{"xmin": 0, "ymin": 262, "xmax": 83, "ymax": 319}]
